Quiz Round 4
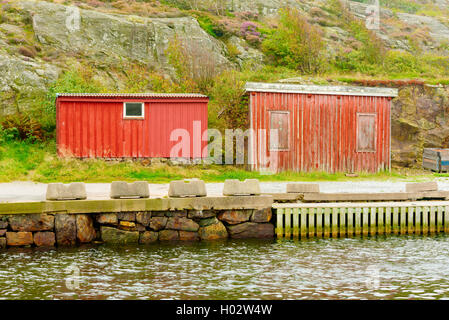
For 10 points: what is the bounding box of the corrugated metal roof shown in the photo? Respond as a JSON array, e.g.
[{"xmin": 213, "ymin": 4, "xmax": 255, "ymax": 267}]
[
  {"xmin": 245, "ymin": 82, "xmax": 398, "ymax": 97},
  {"xmin": 56, "ymin": 93, "xmax": 208, "ymax": 98}
]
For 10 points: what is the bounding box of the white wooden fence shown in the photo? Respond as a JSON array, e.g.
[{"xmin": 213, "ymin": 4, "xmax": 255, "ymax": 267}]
[{"xmin": 272, "ymin": 201, "xmax": 449, "ymax": 239}]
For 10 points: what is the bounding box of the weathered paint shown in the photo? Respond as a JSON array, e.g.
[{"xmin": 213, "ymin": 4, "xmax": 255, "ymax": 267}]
[
  {"xmin": 247, "ymin": 88, "xmax": 395, "ymax": 173},
  {"xmin": 423, "ymin": 148, "xmax": 449, "ymax": 172},
  {"xmin": 56, "ymin": 94, "xmax": 209, "ymax": 159}
]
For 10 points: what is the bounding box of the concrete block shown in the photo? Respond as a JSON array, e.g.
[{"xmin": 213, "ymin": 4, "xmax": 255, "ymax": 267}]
[
  {"xmin": 168, "ymin": 179, "xmax": 207, "ymax": 198},
  {"xmin": 46, "ymin": 183, "xmax": 87, "ymax": 200},
  {"xmin": 286, "ymin": 183, "xmax": 320, "ymax": 193},
  {"xmin": 110, "ymin": 181, "xmax": 149, "ymax": 199},
  {"xmin": 405, "ymin": 182, "xmax": 438, "ymax": 193},
  {"xmin": 223, "ymin": 179, "xmax": 261, "ymax": 196}
]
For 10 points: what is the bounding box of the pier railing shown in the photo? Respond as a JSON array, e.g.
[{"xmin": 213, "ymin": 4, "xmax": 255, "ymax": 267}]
[{"xmin": 272, "ymin": 201, "xmax": 449, "ymax": 239}]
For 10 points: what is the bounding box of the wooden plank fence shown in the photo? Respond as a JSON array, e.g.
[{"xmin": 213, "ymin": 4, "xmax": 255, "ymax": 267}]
[{"xmin": 273, "ymin": 201, "xmax": 449, "ymax": 239}]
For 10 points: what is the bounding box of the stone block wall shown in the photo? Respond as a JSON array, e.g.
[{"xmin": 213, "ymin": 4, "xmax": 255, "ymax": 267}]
[{"xmin": 0, "ymin": 208, "xmax": 274, "ymax": 248}]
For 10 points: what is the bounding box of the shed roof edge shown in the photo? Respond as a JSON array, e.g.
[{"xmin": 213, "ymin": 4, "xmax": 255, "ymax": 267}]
[
  {"xmin": 55, "ymin": 93, "xmax": 209, "ymax": 99},
  {"xmin": 245, "ymin": 82, "xmax": 399, "ymax": 97}
]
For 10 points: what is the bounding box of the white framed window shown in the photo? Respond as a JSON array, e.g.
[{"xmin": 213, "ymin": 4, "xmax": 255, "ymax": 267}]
[{"xmin": 123, "ymin": 102, "xmax": 145, "ymax": 119}]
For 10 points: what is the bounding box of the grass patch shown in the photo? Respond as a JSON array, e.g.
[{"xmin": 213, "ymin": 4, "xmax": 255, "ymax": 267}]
[
  {"xmin": 0, "ymin": 140, "xmax": 439, "ymax": 183},
  {"xmin": 196, "ymin": 15, "xmax": 219, "ymax": 38}
]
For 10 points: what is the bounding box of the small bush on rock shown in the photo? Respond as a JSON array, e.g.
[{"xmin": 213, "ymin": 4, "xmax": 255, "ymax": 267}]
[{"xmin": 262, "ymin": 8, "xmax": 326, "ymax": 74}]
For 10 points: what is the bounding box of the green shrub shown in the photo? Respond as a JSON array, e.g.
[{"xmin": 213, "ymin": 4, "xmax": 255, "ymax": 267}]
[
  {"xmin": 383, "ymin": 0, "xmax": 421, "ymax": 14},
  {"xmin": 262, "ymin": 8, "xmax": 326, "ymax": 74},
  {"xmin": 225, "ymin": 41, "xmax": 241, "ymax": 61},
  {"xmin": 210, "ymin": 70, "xmax": 247, "ymax": 130},
  {"xmin": 383, "ymin": 50, "xmax": 421, "ymax": 74},
  {"xmin": 123, "ymin": 65, "xmax": 151, "ymax": 93},
  {"xmin": 421, "ymin": 54, "xmax": 449, "ymax": 75},
  {"xmin": 0, "ymin": 113, "xmax": 45, "ymax": 142},
  {"xmin": 0, "ymin": 125, "xmax": 19, "ymax": 143},
  {"xmin": 348, "ymin": 20, "xmax": 385, "ymax": 65},
  {"xmin": 166, "ymin": 36, "xmax": 218, "ymax": 94},
  {"xmin": 196, "ymin": 15, "xmax": 220, "ymax": 37},
  {"xmin": 381, "ymin": 51, "xmax": 449, "ymax": 78},
  {"xmin": 326, "ymin": 0, "xmax": 386, "ymax": 73},
  {"xmin": 35, "ymin": 67, "xmax": 105, "ymax": 133}
]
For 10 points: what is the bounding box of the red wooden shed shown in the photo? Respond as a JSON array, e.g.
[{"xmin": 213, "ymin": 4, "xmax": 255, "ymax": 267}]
[
  {"xmin": 245, "ymin": 82, "xmax": 398, "ymax": 173},
  {"xmin": 56, "ymin": 93, "xmax": 208, "ymax": 159}
]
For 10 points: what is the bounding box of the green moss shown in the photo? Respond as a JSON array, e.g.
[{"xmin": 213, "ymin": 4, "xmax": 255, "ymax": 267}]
[
  {"xmin": 195, "ymin": 14, "xmax": 220, "ymax": 38},
  {"xmin": 225, "ymin": 41, "xmax": 241, "ymax": 61},
  {"xmin": 33, "ymin": 67, "xmax": 106, "ymax": 133}
]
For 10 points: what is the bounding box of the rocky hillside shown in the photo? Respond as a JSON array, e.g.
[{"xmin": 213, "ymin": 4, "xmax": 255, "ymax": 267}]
[
  {"xmin": 1, "ymin": 0, "xmax": 449, "ymax": 167},
  {"xmin": 1, "ymin": 0, "xmax": 449, "ymax": 112},
  {"xmin": 0, "ymin": 0, "xmax": 235, "ymax": 115}
]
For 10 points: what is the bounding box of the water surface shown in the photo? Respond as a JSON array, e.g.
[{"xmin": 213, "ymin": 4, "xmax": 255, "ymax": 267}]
[{"xmin": 1, "ymin": 236, "xmax": 449, "ymax": 300}]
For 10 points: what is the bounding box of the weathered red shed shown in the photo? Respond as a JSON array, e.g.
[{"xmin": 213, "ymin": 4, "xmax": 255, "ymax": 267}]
[
  {"xmin": 246, "ymin": 82, "xmax": 398, "ymax": 173},
  {"xmin": 56, "ymin": 93, "xmax": 208, "ymax": 159}
]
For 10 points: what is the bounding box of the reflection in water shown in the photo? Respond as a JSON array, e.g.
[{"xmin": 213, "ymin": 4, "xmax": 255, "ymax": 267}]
[{"xmin": 1, "ymin": 236, "xmax": 449, "ymax": 300}]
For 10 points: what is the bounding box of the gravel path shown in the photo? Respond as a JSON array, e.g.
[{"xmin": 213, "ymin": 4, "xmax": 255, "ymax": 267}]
[{"xmin": 1, "ymin": 179, "xmax": 449, "ymax": 203}]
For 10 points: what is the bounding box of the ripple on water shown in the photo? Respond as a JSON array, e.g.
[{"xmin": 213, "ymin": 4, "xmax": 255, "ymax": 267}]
[{"xmin": 1, "ymin": 236, "xmax": 449, "ymax": 299}]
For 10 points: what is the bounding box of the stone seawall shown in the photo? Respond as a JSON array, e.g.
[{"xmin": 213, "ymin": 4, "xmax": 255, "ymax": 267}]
[{"xmin": 0, "ymin": 196, "xmax": 274, "ymax": 248}]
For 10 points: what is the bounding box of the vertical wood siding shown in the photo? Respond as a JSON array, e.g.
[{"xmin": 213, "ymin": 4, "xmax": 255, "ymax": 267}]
[
  {"xmin": 250, "ymin": 92, "xmax": 391, "ymax": 173},
  {"xmin": 57, "ymin": 98, "xmax": 208, "ymax": 158}
]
